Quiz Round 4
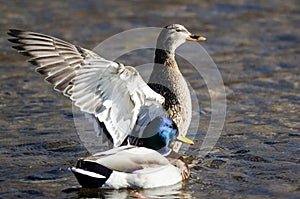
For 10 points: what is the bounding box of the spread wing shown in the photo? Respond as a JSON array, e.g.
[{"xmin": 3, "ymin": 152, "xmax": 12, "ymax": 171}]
[
  {"xmin": 8, "ymin": 29, "xmax": 165, "ymax": 147},
  {"xmin": 8, "ymin": 29, "xmax": 98, "ymax": 96},
  {"xmin": 71, "ymin": 61, "xmax": 165, "ymax": 146}
]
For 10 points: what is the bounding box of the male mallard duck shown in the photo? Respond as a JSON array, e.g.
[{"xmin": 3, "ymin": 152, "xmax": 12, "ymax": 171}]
[
  {"xmin": 71, "ymin": 116, "xmax": 192, "ymax": 189},
  {"xmin": 7, "ymin": 24, "xmax": 206, "ymax": 148}
]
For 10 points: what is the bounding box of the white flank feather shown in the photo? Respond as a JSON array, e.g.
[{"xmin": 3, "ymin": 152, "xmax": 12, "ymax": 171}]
[{"xmin": 71, "ymin": 167, "xmax": 106, "ymax": 179}]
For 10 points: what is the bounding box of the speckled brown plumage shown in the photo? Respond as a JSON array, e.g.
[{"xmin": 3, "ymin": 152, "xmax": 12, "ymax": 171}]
[{"xmin": 149, "ymin": 53, "xmax": 192, "ymax": 141}]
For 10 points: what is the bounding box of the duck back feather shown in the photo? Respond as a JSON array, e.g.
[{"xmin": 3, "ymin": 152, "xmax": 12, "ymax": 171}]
[{"xmin": 71, "ymin": 146, "xmax": 183, "ymax": 189}]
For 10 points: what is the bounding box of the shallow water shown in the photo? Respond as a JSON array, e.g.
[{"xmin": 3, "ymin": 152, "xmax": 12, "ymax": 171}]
[{"xmin": 0, "ymin": 0, "xmax": 299, "ymax": 198}]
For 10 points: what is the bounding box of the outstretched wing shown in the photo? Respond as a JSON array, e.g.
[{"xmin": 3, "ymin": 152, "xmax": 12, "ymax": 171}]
[
  {"xmin": 8, "ymin": 29, "xmax": 100, "ymax": 97},
  {"xmin": 8, "ymin": 29, "xmax": 164, "ymax": 147},
  {"xmin": 71, "ymin": 61, "xmax": 165, "ymax": 146}
]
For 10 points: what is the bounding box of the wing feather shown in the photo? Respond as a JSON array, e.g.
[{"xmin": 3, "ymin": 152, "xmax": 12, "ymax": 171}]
[
  {"xmin": 86, "ymin": 146, "xmax": 170, "ymax": 173},
  {"xmin": 71, "ymin": 62, "xmax": 165, "ymax": 146},
  {"xmin": 8, "ymin": 29, "xmax": 165, "ymax": 147},
  {"xmin": 8, "ymin": 29, "xmax": 88, "ymax": 97}
]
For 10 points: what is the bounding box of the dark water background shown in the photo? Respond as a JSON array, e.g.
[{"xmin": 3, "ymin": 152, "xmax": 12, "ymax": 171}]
[{"xmin": 0, "ymin": 0, "xmax": 299, "ymax": 198}]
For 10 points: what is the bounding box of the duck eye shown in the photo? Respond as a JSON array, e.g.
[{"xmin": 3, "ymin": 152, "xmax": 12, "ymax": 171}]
[{"xmin": 176, "ymin": 29, "xmax": 181, "ymax": 32}]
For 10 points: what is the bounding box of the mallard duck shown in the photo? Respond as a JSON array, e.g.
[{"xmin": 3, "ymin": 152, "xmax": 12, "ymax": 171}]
[
  {"xmin": 71, "ymin": 116, "xmax": 192, "ymax": 189},
  {"xmin": 149, "ymin": 24, "xmax": 206, "ymax": 151},
  {"xmin": 7, "ymin": 24, "xmax": 206, "ymax": 149}
]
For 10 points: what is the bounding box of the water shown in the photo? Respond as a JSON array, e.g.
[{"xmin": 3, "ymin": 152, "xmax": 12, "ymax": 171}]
[{"xmin": 0, "ymin": 0, "xmax": 299, "ymax": 198}]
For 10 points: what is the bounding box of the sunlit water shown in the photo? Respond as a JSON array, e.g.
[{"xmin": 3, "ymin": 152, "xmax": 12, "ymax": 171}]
[{"xmin": 0, "ymin": 0, "xmax": 299, "ymax": 198}]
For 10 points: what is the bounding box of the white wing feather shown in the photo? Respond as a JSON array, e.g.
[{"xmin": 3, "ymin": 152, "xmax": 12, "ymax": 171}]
[
  {"xmin": 71, "ymin": 61, "xmax": 164, "ymax": 146},
  {"xmin": 9, "ymin": 29, "xmax": 165, "ymax": 147}
]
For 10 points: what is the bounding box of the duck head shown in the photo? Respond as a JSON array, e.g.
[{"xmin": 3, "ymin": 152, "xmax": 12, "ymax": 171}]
[
  {"xmin": 156, "ymin": 24, "xmax": 206, "ymax": 54},
  {"xmin": 137, "ymin": 116, "xmax": 194, "ymax": 155}
]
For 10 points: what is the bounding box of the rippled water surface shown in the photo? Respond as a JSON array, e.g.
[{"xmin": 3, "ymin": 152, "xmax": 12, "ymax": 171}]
[{"xmin": 0, "ymin": 0, "xmax": 299, "ymax": 198}]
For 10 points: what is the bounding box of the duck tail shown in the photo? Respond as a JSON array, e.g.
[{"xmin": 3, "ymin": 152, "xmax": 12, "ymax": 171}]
[{"xmin": 71, "ymin": 159, "xmax": 113, "ymax": 188}]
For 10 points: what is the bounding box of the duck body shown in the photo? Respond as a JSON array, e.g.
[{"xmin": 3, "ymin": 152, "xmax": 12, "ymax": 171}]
[
  {"xmin": 71, "ymin": 145, "xmax": 188, "ymax": 189},
  {"xmin": 72, "ymin": 116, "xmax": 191, "ymax": 189},
  {"xmin": 149, "ymin": 24, "xmax": 205, "ymax": 151},
  {"xmin": 149, "ymin": 59, "xmax": 192, "ymax": 140}
]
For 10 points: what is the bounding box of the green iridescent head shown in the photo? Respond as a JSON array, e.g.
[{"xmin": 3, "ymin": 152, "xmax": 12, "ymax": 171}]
[{"xmin": 130, "ymin": 116, "xmax": 193, "ymax": 154}]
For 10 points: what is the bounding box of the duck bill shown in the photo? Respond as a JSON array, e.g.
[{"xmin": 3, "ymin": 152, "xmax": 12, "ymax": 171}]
[
  {"xmin": 176, "ymin": 133, "xmax": 194, "ymax": 145},
  {"xmin": 187, "ymin": 35, "xmax": 206, "ymax": 41}
]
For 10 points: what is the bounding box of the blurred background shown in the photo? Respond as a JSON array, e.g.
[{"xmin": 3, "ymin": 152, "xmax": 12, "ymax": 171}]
[{"xmin": 0, "ymin": 0, "xmax": 299, "ymax": 198}]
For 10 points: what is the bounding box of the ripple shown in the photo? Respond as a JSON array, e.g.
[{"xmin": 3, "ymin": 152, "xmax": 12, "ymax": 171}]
[{"xmin": 26, "ymin": 168, "xmax": 69, "ymax": 181}]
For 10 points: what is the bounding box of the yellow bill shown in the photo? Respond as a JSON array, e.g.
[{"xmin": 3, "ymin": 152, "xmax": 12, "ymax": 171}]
[{"xmin": 176, "ymin": 133, "xmax": 194, "ymax": 145}]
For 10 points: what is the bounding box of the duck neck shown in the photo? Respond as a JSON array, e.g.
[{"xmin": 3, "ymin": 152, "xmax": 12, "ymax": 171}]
[{"xmin": 154, "ymin": 49, "xmax": 175, "ymax": 65}]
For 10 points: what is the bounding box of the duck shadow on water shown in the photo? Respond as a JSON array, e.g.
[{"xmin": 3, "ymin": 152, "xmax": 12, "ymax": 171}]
[{"xmin": 63, "ymin": 183, "xmax": 190, "ymax": 199}]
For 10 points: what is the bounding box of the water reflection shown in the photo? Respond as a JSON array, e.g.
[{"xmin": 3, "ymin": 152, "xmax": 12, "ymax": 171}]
[{"xmin": 74, "ymin": 183, "xmax": 191, "ymax": 199}]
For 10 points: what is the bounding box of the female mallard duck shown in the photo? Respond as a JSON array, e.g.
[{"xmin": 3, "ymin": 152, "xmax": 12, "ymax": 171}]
[
  {"xmin": 71, "ymin": 116, "xmax": 192, "ymax": 189},
  {"xmin": 8, "ymin": 24, "xmax": 206, "ymax": 149}
]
